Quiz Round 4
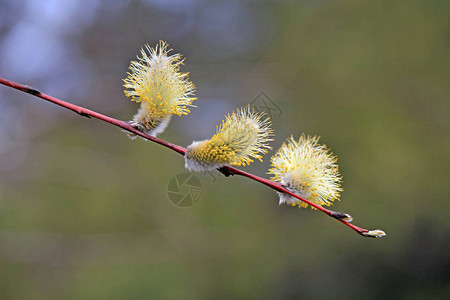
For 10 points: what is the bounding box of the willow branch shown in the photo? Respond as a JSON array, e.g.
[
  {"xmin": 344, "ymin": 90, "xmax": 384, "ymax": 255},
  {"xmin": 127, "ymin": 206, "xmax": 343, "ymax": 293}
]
[{"xmin": 1, "ymin": 78, "xmax": 377, "ymax": 237}]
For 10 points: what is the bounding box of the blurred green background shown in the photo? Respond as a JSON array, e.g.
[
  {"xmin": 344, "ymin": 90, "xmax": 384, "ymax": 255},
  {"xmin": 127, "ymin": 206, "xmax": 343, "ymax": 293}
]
[{"xmin": 0, "ymin": 0, "xmax": 449, "ymax": 299}]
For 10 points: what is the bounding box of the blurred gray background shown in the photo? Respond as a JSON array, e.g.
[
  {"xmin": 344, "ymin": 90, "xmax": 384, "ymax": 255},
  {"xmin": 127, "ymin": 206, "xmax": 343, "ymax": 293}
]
[{"xmin": 0, "ymin": 0, "xmax": 449, "ymax": 299}]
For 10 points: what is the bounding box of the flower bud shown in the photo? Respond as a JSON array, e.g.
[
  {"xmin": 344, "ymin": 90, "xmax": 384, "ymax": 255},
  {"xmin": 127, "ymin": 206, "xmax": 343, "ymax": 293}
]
[{"xmin": 362, "ymin": 229, "xmax": 387, "ymax": 238}]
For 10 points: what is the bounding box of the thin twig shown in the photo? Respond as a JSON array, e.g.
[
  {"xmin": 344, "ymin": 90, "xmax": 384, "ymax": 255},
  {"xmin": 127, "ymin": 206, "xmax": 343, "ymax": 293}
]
[{"xmin": 0, "ymin": 77, "xmax": 373, "ymax": 237}]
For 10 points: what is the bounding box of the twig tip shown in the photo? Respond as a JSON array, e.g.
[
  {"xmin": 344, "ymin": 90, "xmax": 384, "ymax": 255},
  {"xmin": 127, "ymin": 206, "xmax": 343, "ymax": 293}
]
[{"xmin": 362, "ymin": 229, "xmax": 386, "ymax": 238}]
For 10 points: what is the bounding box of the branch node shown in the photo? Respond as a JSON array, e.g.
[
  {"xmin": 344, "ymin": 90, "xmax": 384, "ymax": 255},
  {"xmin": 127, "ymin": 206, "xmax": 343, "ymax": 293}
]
[
  {"xmin": 77, "ymin": 111, "xmax": 92, "ymax": 119},
  {"xmin": 24, "ymin": 86, "xmax": 40, "ymax": 95},
  {"xmin": 331, "ymin": 211, "xmax": 353, "ymax": 222},
  {"xmin": 217, "ymin": 166, "xmax": 234, "ymax": 177}
]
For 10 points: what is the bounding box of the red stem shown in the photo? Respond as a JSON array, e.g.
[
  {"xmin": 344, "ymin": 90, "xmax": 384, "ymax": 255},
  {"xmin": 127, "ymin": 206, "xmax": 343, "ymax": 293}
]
[{"xmin": 0, "ymin": 77, "xmax": 369, "ymax": 236}]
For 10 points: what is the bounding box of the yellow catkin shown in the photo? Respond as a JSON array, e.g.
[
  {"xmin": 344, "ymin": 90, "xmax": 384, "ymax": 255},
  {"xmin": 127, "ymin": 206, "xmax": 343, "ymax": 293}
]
[
  {"xmin": 268, "ymin": 134, "xmax": 342, "ymax": 209},
  {"xmin": 185, "ymin": 106, "xmax": 273, "ymax": 172},
  {"xmin": 123, "ymin": 41, "xmax": 196, "ymax": 137}
]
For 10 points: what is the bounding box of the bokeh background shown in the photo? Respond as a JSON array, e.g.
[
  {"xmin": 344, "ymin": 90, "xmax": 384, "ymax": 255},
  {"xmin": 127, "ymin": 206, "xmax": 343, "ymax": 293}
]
[{"xmin": 0, "ymin": 0, "xmax": 449, "ymax": 299}]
